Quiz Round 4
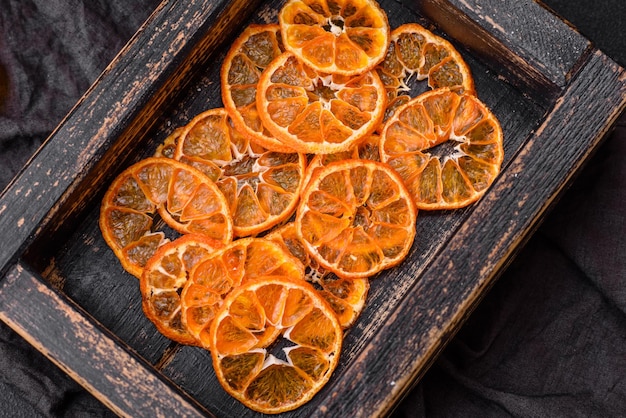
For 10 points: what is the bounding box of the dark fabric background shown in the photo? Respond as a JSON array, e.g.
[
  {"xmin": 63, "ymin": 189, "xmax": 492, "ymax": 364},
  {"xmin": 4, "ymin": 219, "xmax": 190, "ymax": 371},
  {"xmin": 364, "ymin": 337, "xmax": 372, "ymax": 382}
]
[{"xmin": 1, "ymin": 1, "xmax": 624, "ymax": 417}]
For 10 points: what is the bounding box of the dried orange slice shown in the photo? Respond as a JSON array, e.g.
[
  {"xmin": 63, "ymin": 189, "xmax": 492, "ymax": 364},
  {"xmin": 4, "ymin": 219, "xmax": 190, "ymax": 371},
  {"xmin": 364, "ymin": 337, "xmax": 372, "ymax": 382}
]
[
  {"xmin": 266, "ymin": 222, "xmax": 369, "ymax": 328},
  {"xmin": 221, "ymin": 24, "xmax": 293, "ymax": 152},
  {"xmin": 99, "ymin": 157, "xmax": 233, "ymax": 278},
  {"xmin": 209, "ymin": 275, "xmax": 342, "ymax": 414},
  {"xmin": 377, "ymin": 23, "xmax": 475, "ymax": 123},
  {"xmin": 350, "ymin": 132, "xmax": 382, "ymax": 162},
  {"xmin": 295, "ymin": 159, "xmax": 417, "ymax": 279},
  {"xmin": 256, "ymin": 51, "xmax": 386, "ymax": 154},
  {"xmin": 141, "ymin": 234, "xmax": 223, "ymax": 345},
  {"xmin": 279, "ymin": 0, "xmax": 390, "ymax": 76},
  {"xmin": 303, "ymin": 132, "xmax": 381, "ymax": 186},
  {"xmin": 380, "ymin": 88, "xmax": 504, "ymax": 210},
  {"xmin": 180, "ymin": 237, "xmax": 305, "ymax": 348},
  {"xmin": 173, "ymin": 108, "xmax": 306, "ymax": 237}
]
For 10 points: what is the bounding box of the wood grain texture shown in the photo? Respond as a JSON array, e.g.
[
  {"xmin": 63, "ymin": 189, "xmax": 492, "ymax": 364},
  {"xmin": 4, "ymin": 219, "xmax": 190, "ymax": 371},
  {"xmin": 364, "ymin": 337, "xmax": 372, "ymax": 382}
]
[
  {"xmin": 0, "ymin": 263, "xmax": 210, "ymax": 417},
  {"xmin": 0, "ymin": 0, "xmax": 261, "ymax": 276},
  {"xmin": 37, "ymin": 1, "xmax": 543, "ymax": 415},
  {"xmin": 415, "ymin": 0, "xmax": 590, "ymax": 105},
  {"xmin": 0, "ymin": 0, "xmax": 624, "ymax": 417},
  {"xmin": 40, "ymin": 214, "xmax": 171, "ymax": 366},
  {"xmin": 314, "ymin": 50, "xmax": 626, "ymax": 417}
]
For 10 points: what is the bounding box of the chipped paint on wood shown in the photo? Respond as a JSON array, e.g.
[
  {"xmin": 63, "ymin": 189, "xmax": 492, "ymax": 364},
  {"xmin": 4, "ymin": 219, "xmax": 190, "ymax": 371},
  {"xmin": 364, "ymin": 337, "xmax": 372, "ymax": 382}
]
[
  {"xmin": 0, "ymin": 263, "xmax": 210, "ymax": 418},
  {"xmin": 0, "ymin": 0, "xmax": 624, "ymax": 417}
]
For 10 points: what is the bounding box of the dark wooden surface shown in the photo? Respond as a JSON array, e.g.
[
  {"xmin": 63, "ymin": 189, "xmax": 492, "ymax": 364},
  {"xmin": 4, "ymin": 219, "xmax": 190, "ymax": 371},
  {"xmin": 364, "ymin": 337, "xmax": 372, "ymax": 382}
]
[
  {"xmin": 415, "ymin": 0, "xmax": 590, "ymax": 104},
  {"xmin": 0, "ymin": 0, "xmax": 262, "ymax": 275},
  {"xmin": 0, "ymin": 263, "xmax": 211, "ymax": 417},
  {"xmin": 315, "ymin": 49, "xmax": 626, "ymax": 416},
  {"xmin": 0, "ymin": 0, "xmax": 624, "ymax": 417}
]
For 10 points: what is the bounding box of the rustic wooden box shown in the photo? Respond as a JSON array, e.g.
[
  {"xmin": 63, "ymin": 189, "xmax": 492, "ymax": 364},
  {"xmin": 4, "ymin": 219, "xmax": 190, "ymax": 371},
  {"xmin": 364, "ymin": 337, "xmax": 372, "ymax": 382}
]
[{"xmin": 1, "ymin": 0, "xmax": 624, "ymax": 416}]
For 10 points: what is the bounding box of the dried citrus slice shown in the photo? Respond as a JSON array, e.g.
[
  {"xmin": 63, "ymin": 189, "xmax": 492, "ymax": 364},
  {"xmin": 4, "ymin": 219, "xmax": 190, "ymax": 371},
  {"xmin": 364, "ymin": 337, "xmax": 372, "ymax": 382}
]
[
  {"xmin": 173, "ymin": 108, "xmax": 306, "ymax": 237},
  {"xmin": 295, "ymin": 159, "xmax": 417, "ymax": 279},
  {"xmin": 99, "ymin": 157, "xmax": 233, "ymax": 278},
  {"xmin": 279, "ymin": 0, "xmax": 390, "ymax": 76},
  {"xmin": 303, "ymin": 132, "xmax": 381, "ymax": 186},
  {"xmin": 256, "ymin": 51, "xmax": 386, "ymax": 154},
  {"xmin": 209, "ymin": 275, "xmax": 342, "ymax": 414},
  {"xmin": 141, "ymin": 233, "xmax": 223, "ymax": 345},
  {"xmin": 221, "ymin": 24, "xmax": 293, "ymax": 152},
  {"xmin": 380, "ymin": 88, "xmax": 504, "ymax": 210},
  {"xmin": 377, "ymin": 23, "xmax": 475, "ymax": 123},
  {"xmin": 266, "ymin": 222, "xmax": 369, "ymax": 328},
  {"xmin": 350, "ymin": 132, "xmax": 382, "ymax": 162},
  {"xmin": 180, "ymin": 237, "xmax": 305, "ymax": 348}
]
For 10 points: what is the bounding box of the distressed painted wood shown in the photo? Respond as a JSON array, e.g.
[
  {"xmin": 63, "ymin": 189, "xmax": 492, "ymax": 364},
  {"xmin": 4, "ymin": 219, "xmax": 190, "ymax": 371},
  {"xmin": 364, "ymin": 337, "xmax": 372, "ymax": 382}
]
[
  {"xmin": 0, "ymin": 263, "xmax": 211, "ymax": 417},
  {"xmin": 0, "ymin": 0, "xmax": 263, "ymax": 275},
  {"xmin": 414, "ymin": 0, "xmax": 591, "ymax": 104},
  {"xmin": 0, "ymin": 0, "xmax": 624, "ymax": 417}
]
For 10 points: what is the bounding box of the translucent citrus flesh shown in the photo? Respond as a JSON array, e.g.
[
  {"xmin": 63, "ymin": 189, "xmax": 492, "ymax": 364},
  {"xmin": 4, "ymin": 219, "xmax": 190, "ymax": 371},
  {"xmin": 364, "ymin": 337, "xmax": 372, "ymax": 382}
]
[
  {"xmin": 221, "ymin": 24, "xmax": 294, "ymax": 152},
  {"xmin": 99, "ymin": 157, "xmax": 233, "ymax": 278},
  {"xmin": 266, "ymin": 222, "xmax": 369, "ymax": 328},
  {"xmin": 377, "ymin": 23, "xmax": 475, "ymax": 124},
  {"xmin": 279, "ymin": 0, "xmax": 390, "ymax": 76},
  {"xmin": 99, "ymin": 0, "xmax": 508, "ymax": 412},
  {"xmin": 140, "ymin": 234, "xmax": 224, "ymax": 345},
  {"xmin": 180, "ymin": 238, "xmax": 305, "ymax": 348},
  {"xmin": 173, "ymin": 108, "xmax": 306, "ymax": 237},
  {"xmin": 154, "ymin": 127, "xmax": 184, "ymax": 159},
  {"xmin": 210, "ymin": 276, "xmax": 342, "ymax": 414},
  {"xmin": 304, "ymin": 132, "xmax": 381, "ymax": 186},
  {"xmin": 296, "ymin": 159, "xmax": 417, "ymax": 278},
  {"xmin": 380, "ymin": 88, "xmax": 504, "ymax": 210},
  {"xmin": 256, "ymin": 52, "xmax": 387, "ymax": 154}
]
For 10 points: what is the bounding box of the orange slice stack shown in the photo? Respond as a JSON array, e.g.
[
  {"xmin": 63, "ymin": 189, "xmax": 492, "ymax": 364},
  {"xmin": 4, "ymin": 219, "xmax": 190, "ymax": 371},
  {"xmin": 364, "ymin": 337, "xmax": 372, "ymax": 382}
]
[
  {"xmin": 209, "ymin": 275, "xmax": 343, "ymax": 414},
  {"xmin": 98, "ymin": 0, "xmax": 508, "ymax": 413},
  {"xmin": 180, "ymin": 238, "xmax": 304, "ymax": 348},
  {"xmin": 266, "ymin": 222, "xmax": 370, "ymax": 328}
]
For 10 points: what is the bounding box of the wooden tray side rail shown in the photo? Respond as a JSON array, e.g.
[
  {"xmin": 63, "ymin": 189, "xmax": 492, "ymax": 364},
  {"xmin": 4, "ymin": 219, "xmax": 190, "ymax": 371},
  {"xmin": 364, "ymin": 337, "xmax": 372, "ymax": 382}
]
[
  {"xmin": 0, "ymin": 262, "xmax": 212, "ymax": 417},
  {"xmin": 316, "ymin": 50, "xmax": 626, "ymax": 416},
  {"xmin": 414, "ymin": 0, "xmax": 591, "ymax": 106},
  {"xmin": 0, "ymin": 0, "xmax": 624, "ymax": 417}
]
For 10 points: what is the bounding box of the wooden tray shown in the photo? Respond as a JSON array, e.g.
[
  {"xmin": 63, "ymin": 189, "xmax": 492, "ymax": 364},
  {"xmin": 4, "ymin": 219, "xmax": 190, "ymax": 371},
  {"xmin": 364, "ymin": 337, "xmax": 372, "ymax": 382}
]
[{"xmin": 1, "ymin": 0, "xmax": 624, "ymax": 416}]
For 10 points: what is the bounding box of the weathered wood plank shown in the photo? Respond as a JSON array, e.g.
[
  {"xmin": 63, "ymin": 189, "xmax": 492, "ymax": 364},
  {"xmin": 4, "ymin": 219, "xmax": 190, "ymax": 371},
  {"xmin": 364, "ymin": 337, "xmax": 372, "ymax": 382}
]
[
  {"xmin": 414, "ymin": 0, "xmax": 591, "ymax": 104},
  {"xmin": 0, "ymin": 0, "xmax": 262, "ymax": 276},
  {"xmin": 313, "ymin": 50, "xmax": 626, "ymax": 417},
  {"xmin": 0, "ymin": 262, "xmax": 211, "ymax": 418},
  {"xmin": 57, "ymin": 2, "xmax": 540, "ymax": 415},
  {"xmin": 0, "ymin": 0, "xmax": 624, "ymax": 417},
  {"xmin": 39, "ymin": 214, "xmax": 173, "ymax": 365}
]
